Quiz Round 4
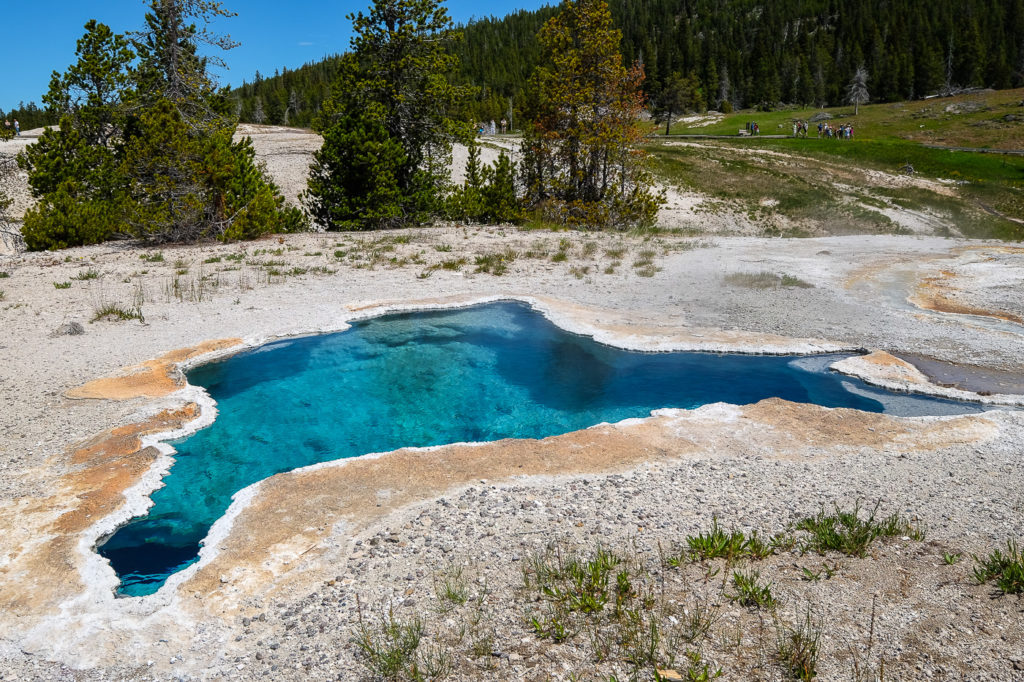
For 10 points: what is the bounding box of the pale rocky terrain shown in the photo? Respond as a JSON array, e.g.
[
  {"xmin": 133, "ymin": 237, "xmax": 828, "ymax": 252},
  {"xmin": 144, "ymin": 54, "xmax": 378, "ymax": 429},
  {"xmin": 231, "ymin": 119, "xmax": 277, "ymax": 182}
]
[{"xmin": 0, "ymin": 127, "xmax": 1022, "ymax": 681}]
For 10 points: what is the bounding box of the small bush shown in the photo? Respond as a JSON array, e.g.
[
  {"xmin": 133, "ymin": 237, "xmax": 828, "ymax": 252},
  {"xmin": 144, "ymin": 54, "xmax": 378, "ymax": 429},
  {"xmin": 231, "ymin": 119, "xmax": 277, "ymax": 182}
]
[
  {"xmin": 433, "ymin": 565, "xmax": 469, "ymax": 611},
  {"xmin": 439, "ymin": 257, "xmax": 467, "ymax": 271},
  {"xmin": 679, "ymin": 649, "xmax": 724, "ymax": 680},
  {"xmin": 53, "ymin": 281, "xmax": 72, "ymax": 289},
  {"xmin": 528, "ymin": 545, "xmax": 621, "ymax": 614}
]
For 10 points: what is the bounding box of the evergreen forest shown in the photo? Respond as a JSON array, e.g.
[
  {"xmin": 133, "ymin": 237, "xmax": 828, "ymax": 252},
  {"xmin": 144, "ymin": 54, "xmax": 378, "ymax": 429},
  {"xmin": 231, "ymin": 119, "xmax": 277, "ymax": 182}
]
[{"xmin": 230, "ymin": 0, "xmax": 1024, "ymax": 126}]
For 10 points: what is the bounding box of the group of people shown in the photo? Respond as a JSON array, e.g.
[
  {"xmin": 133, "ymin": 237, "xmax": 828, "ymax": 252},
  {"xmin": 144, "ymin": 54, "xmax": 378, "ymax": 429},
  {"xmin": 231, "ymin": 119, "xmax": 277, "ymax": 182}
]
[
  {"xmin": 790, "ymin": 120, "xmax": 855, "ymax": 139},
  {"xmin": 477, "ymin": 119, "xmax": 509, "ymax": 135},
  {"xmin": 3, "ymin": 119, "xmax": 19, "ymax": 137},
  {"xmin": 817, "ymin": 122, "xmax": 854, "ymax": 139},
  {"xmin": 745, "ymin": 121, "xmax": 761, "ymax": 135}
]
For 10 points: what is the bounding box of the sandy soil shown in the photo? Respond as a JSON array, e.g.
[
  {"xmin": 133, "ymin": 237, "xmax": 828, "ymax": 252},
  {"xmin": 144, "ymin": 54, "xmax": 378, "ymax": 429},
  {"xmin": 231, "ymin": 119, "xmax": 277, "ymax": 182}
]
[{"xmin": 0, "ymin": 127, "xmax": 1023, "ymax": 681}]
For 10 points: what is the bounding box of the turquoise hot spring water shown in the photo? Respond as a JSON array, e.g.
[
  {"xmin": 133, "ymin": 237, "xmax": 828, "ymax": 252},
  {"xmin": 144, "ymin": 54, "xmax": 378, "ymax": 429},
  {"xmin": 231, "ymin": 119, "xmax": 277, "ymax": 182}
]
[{"xmin": 98, "ymin": 301, "xmax": 987, "ymax": 596}]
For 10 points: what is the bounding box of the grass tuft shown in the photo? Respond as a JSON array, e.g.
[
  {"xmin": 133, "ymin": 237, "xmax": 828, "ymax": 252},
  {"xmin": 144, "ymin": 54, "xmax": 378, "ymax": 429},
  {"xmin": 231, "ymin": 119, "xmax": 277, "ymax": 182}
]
[
  {"xmin": 474, "ymin": 248, "xmax": 517, "ymax": 275},
  {"xmin": 433, "ymin": 565, "xmax": 470, "ymax": 612},
  {"xmin": 796, "ymin": 502, "xmax": 923, "ymax": 558},
  {"xmin": 73, "ymin": 268, "xmax": 100, "ymax": 281},
  {"xmin": 353, "ymin": 607, "xmax": 449, "ymax": 680},
  {"xmin": 725, "ymin": 271, "xmax": 813, "ymax": 288},
  {"xmin": 91, "ymin": 303, "xmax": 142, "ymax": 323},
  {"xmin": 776, "ymin": 610, "xmax": 821, "ymax": 681},
  {"xmin": 728, "ymin": 569, "xmax": 777, "ymax": 610},
  {"xmin": 670, "ymin": 518, "xmax": 775, "ymax": 564},
  {"xmin": 972, "ymin": 540, "xmax": 1024, "ymax": 595}
]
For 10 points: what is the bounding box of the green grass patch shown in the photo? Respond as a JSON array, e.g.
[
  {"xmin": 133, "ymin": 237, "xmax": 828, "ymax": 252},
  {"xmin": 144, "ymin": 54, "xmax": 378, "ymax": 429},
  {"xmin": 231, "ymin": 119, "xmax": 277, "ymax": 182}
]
[{"xmin": 53, "ymin": 281, "xmax": 72, "ymax": 289}]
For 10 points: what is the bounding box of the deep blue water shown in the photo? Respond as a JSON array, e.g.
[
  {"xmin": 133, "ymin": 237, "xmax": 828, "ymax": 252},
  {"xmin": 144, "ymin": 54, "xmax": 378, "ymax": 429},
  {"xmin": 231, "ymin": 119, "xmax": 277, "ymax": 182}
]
[{"xmin": 99, "ymin": 302, "xmax": 983, "ymax": 596}]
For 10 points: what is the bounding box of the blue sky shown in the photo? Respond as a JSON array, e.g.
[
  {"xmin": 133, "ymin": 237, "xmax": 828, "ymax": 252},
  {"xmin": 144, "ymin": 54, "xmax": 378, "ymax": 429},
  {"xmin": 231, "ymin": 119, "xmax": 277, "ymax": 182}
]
[{"xmin": 1, "ymin": 0, "xmax": 552, "ymax": 109}]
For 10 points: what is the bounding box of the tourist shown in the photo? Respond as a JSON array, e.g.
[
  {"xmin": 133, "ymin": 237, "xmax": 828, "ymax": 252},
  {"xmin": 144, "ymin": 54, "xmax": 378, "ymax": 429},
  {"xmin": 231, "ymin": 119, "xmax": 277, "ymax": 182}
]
[{"xmin": 14, "ymin": 119, "xmax": 19, "ymax": 137}]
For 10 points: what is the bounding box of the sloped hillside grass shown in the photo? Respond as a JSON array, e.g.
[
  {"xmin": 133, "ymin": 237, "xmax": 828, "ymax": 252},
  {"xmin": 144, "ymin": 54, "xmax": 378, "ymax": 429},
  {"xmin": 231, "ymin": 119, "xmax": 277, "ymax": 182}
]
[
  {"xmin": 664, "ymin": 88, "xmax": 1024, "ymax": 150},
  {"xmin": 648, "ymin": 92, "xmax": 1024, "ymax": 240}
]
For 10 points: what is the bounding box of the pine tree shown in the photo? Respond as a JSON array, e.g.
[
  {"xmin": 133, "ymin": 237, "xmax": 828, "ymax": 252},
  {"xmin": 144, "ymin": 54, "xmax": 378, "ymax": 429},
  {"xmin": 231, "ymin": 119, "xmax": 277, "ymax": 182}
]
[
  {"xmin": 305, "ymin": 97, "xmax": 408, "ymax": 230},
  {"xmin": 18, "ymin": 20, "xmax": 135, "ymax": 249},
  {"xmin": 131, "ymin": 0, "xmax": 238, "ymax": 130},
  {"xmin": 652, "ymin": 71, "xmax": 704, "ymax": 134},
  {"xmin": 306, "ymin": 0, "xmax": 469, "ymax": 230},
  {"xmin": 480, "ymin": 151, "xmax": 521, "ymax": 223},
  {"xmin": 520, "ymin": 0, "xmax": 660, "ymax": 229},
  {"xmin": 18, "ymin": 2, "xmax": 304, "ymax": 250}
]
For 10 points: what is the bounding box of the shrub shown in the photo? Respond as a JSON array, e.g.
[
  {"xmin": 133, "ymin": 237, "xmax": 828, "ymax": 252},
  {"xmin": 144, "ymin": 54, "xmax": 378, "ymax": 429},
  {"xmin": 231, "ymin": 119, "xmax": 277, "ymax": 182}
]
[{"xmin": 21, "ymin": 185, "xmax": 124, "ymax": 251}]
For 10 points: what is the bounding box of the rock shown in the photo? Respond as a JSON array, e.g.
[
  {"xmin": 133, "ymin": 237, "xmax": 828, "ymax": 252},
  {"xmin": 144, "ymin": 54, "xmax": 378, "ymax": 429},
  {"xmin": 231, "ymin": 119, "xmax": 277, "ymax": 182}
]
[
  {"xmin": 53, "ymin": 321, "xmax": 85, "ymax": 336},
  {"xmin": 809, "ymin": 112, "xmax": 833, "ymax": 122},
  {"xmin": 656, "ymin": 669, "xmax": 684, "ymax": 681}
]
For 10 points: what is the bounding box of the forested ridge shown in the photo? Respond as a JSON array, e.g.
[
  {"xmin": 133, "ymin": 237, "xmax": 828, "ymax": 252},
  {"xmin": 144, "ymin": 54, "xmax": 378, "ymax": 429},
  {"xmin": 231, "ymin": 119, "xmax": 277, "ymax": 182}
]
[{"xmin": 229, "ymin": 0, "xmax": 1024, "ymax": 126}]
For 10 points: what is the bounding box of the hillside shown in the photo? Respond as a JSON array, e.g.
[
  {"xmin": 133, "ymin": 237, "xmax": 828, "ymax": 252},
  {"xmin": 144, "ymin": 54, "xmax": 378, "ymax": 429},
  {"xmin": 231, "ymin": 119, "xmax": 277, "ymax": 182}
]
[
  {"xmin": 231, "ymin": 0, "xmax": 1024, "ymax": 125},
  {"xmin": 646, "ymin": 88, "xmax": 1024, "ymax": 241}
]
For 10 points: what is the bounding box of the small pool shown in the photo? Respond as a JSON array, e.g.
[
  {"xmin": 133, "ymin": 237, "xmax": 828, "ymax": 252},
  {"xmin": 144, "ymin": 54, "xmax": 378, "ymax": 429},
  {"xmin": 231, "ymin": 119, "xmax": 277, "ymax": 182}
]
[{"xmin": 99, "ymin": 301, "xmax": 985, "ymax": 596}]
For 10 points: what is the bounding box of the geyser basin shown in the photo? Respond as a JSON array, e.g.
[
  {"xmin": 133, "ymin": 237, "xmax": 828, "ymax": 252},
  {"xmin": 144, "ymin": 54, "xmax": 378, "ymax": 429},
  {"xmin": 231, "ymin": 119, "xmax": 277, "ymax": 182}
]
[{"xmin": 99, "ymin": 301, "xmax": 984, "ymax": 596}]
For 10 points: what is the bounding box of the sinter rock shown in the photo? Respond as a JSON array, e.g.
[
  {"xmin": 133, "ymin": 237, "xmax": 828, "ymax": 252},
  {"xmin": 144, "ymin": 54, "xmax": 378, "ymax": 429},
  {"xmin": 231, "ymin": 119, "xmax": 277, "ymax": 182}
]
[{"xmin": 54, "ymin": 321, "xmax": 85, "ymax": 336}]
